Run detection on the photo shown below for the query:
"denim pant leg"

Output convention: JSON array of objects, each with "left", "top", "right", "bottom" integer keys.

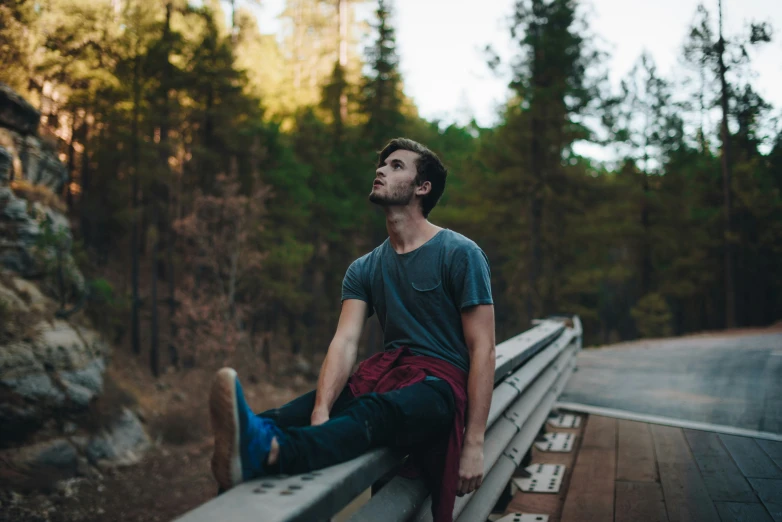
[
  {"left": 256, "top": 386, "right": 355, "bottom": 428},
  {"left": 274, "top": 380, "right": 455, "bottom": 475}
]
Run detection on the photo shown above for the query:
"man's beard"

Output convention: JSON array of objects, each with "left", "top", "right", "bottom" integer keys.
[{"left": 368, "top": 182, "right": 416, "bottom": 207}]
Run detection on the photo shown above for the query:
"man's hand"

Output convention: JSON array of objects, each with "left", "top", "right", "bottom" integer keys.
[
  {"left": 311, "top": 408, "right": 330, "bottom": 426},
  {"left": 456, "top": 440, "right": 484, "bottom": 496}
]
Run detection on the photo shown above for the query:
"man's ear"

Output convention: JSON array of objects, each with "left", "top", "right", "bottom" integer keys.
[{"left": 416, "top": 180, "right": 432, "bottom": 196}]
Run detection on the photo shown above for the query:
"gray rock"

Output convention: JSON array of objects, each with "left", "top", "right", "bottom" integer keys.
[
  {"left": 3, "top": 373, "right": 66, "bottom": 404},
  {"left": 61, "top": 359, "right": 105, "bottom": 397},
  {"left": 0, "top": 145, "right": 11, "bottom": 183},
  {"left": 4, "top": 438, "right": 81, "bottom": 475},
  {"left": 0, "top": 139, "right": 77, "bottom": 279},
  {"left": 0, "top": 306, "right": 109, "bottom": 435},
  {"left": 0, "top": 85, "right": 147, "bottom": 472},
  {"left": 85, "top": 408, "right": 150, "bottom": 465},
  {"left": 4, "top": 407, "right": 150, "bottom": 479},
  {"left": 0, "top": 83, "right": 39, "bottom": 135},
  {"left": 25, "top": 141, "right": 68, "bottom": 194},
  {"left": 31, "top": 439, "right": 79, "bottom": 472}
]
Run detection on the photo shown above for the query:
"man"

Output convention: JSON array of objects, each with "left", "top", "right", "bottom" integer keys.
[{"left": 209, "top": 138, "right": 495, "bottom": 522}]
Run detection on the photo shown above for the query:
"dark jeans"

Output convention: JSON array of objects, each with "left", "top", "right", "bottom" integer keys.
[{"left": 257, "top": 380, "right": 455, "bottom": 475}]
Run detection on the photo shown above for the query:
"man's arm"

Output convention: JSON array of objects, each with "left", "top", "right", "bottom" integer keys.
[
  {"left": 457, "top": 303, "right": 496, "bottom": 496},
  {"left": 311, "top": 299, "right": 368, "bottom": 425}
]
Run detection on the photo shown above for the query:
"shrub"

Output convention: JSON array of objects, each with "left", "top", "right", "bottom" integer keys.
[
  {"left": 152, "top": 409, "right": 207, "bottom": 446},
  {"left": 84, "top": 278, "right": 129, "bottom": 343},
  {"left": 631, "top": 292, "right": 673, "bottom": 339},
  {"left": 82, "top": 376, "right": 138, "bottom": 434}
]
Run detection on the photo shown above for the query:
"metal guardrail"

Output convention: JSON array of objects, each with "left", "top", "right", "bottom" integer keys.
[{"left": 175, "top": 317, "right": 582, "bottom": 522}]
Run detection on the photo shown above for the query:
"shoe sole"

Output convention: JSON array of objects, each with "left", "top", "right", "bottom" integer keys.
[{"left": 210, "top": 368, "right": 242, "bottom": 490}]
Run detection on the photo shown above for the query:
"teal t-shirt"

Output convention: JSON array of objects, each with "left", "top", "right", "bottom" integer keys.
[{"left": 341, "top": 229, "right": 493, "bottom": 373}]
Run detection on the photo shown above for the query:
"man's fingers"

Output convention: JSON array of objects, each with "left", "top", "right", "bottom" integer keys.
[
  {"left": 463, "top": 475, "right": 482, "bottom": 494},
  {"left": 458, "top": 475, "right": 482, "bottom": 495}
]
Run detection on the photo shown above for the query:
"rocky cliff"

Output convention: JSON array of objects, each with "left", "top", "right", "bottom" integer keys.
[{"left": 0, "top": 83, "right": 149, "bottom": 480}]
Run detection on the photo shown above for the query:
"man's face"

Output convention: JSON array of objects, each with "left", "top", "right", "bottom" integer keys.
[{"left": 369, "top": 149, "right": 422, "bottom": 207}]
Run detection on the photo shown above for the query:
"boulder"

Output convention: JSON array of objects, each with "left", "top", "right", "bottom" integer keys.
[
  {"left": 0, "top": 145, "right": 11, "bottom": 183},
  {"left": 83, "top": 408, "right": 150, "bottom": 465},
  {"left": 0, "top": 275, "right": 109, "bottom": 440},
  {"left": 0, "top": 83, "right": 39, "bottom": 136},
  {"left": 0, "top": 169, "right": 82, "bottom": 286},
  {"left": 19, "top": 134, "right": 69, "bottom": 194},
  {"left": 0, "top": 84, "right": 150, "bottom": 476},
  {"left": 0, "top": 317, "right": 109, "bottom": 438},
  {"left": 2, "top": 407, "right": 150, "bottom": 479}
]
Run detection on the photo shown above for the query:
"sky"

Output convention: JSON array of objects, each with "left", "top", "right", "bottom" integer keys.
[{"left": 250, "top": 0, "right": 781, "bottom": 132}]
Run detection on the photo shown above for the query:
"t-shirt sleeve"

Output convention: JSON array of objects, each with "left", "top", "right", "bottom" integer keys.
[
  {"left": 451, "top": 245, "right": 494, "bottom": 310},
  {"left": 341, "top": 256, "right": 374, "bottom": 317}
]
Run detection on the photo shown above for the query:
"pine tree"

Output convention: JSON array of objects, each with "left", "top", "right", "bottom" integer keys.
[
  {"left": 361, "top": 0, "right": 405, "bottom": 148},
  {"left": 683, "top": 2, "right": 772, "bottom": 328},
  {"left": 487, "top": 0, "right": 602, "bottom": 325}
]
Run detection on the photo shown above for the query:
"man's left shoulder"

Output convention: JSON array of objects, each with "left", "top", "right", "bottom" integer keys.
[{"left": 441, "top": 230, "right": 486, "bottom": 259}]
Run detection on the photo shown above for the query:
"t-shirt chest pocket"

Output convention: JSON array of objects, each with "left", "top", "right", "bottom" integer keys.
[
  {"left": 408, "top": 270, "right": 448, "bottom": 319},
  {"left": 410, "top": 273, "right": 442, "bottom": 292}
]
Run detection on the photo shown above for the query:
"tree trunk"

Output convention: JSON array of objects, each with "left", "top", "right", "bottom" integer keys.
[
  {"left": 151, "top": 1, "right": 173, "bottom": 376},
  {"left": 641, "top": 145, "right": 652, "bottom": 297},
  {"left": 166, "top": 203, "right": 178, "bottom": 368},
  {"left": 66, "top": 115, "right": 76, "bottom": 210},
  {"left": 718, "top": 0, "right": 735, "bottom": 329},
  {"left": 130, "top": 47, "right": 142, "bottom": 356},
  {"left": 337, "top": 0, "right": 348, "bottom": 122},
  {"left": 527, "top": 109, "right": 544, "bottom": 323},
  {"left": 289, "top": 313, "right": 301, "bottom": 356},
  {"left": 150, "top": 201, "right": 160, "bottom": 377},
  {"left": 79, "top": 117, "right": 91, "bottom": 248}
]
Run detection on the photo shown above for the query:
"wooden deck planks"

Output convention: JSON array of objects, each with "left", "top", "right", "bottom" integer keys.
[
  {"left": 683, "top": 429, "right": 757, "bottom": 502},
  {"left": 714, "top": 502, "right": 774, "bottom": 522},
  {"left": 580, "top": 414, "right": 617, "bottom": 450},
  {"left": 560, "top": 416, "right": 616, "bottom": 522},
  {"left": 747, "top": 478, "right": 782, "bottom": 522},
  {"left": 615, "top": 481, "right": 669, "bottom": 522},
  {"left": 719, "top": 435, "right": 782, "bottom": 479},
  {"left": 617, "top": 420, "right": 658, "bottom": 482},
  {"left": 650, "top": 424, "right": 721, "bottom": 522},
  {"left": 545, "top": 414, "right": 782, "bottom": 522}
]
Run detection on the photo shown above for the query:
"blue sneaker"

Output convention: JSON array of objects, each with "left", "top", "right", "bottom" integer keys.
[{"left": 209, "top": 368, "right": 283, "bottom": 490}]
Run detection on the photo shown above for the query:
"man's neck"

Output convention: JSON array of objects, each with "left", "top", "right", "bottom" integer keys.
[{"left": 384, "top": 208, "right": 443, "bottom": 255}]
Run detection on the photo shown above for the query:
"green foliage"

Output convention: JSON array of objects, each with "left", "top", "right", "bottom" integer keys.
[
  {"left": 631, "top": 293, "right": 673, "bottom": 338},
  {"left": 361, "top": 0, "right": 406, "bottom": 147},
  {"left": 85, "top": 278, "right": 130, "bottom": 342},
  {"left": 2, "top": 0, "right": 779, "bottom": 368},
  {"left": 0, "top": 0, "right": 37, "bottom": 95},
  {"left": 32, "top": 218, "right": 82, "bottom": 311}
]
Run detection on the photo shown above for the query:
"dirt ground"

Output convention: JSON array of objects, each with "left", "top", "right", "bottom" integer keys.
[{"left": 0, "top": 349, "right": 316, "bottom": 522}]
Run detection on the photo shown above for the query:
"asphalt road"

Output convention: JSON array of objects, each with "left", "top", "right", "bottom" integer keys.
[{"left": 560, "top": 331, "right": 782, "bottom": 434}]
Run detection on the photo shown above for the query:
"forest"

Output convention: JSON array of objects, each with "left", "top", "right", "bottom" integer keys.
[{"left": 1, "top": 0, "right": 780, "bottom": 377}]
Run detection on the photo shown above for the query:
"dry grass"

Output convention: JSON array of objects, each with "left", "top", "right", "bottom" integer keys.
[
  {"left": 0, "top": 272, "right": 46, "bottom": 345},
  {"left": 81, "top": 376, "right": 139, "bottom": 434},
  {"left": 10, "top": 179, "right": 67, "bottom": 214},
  {"left": 150, "top": 408, "right": 208, "bottom": 446}
]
